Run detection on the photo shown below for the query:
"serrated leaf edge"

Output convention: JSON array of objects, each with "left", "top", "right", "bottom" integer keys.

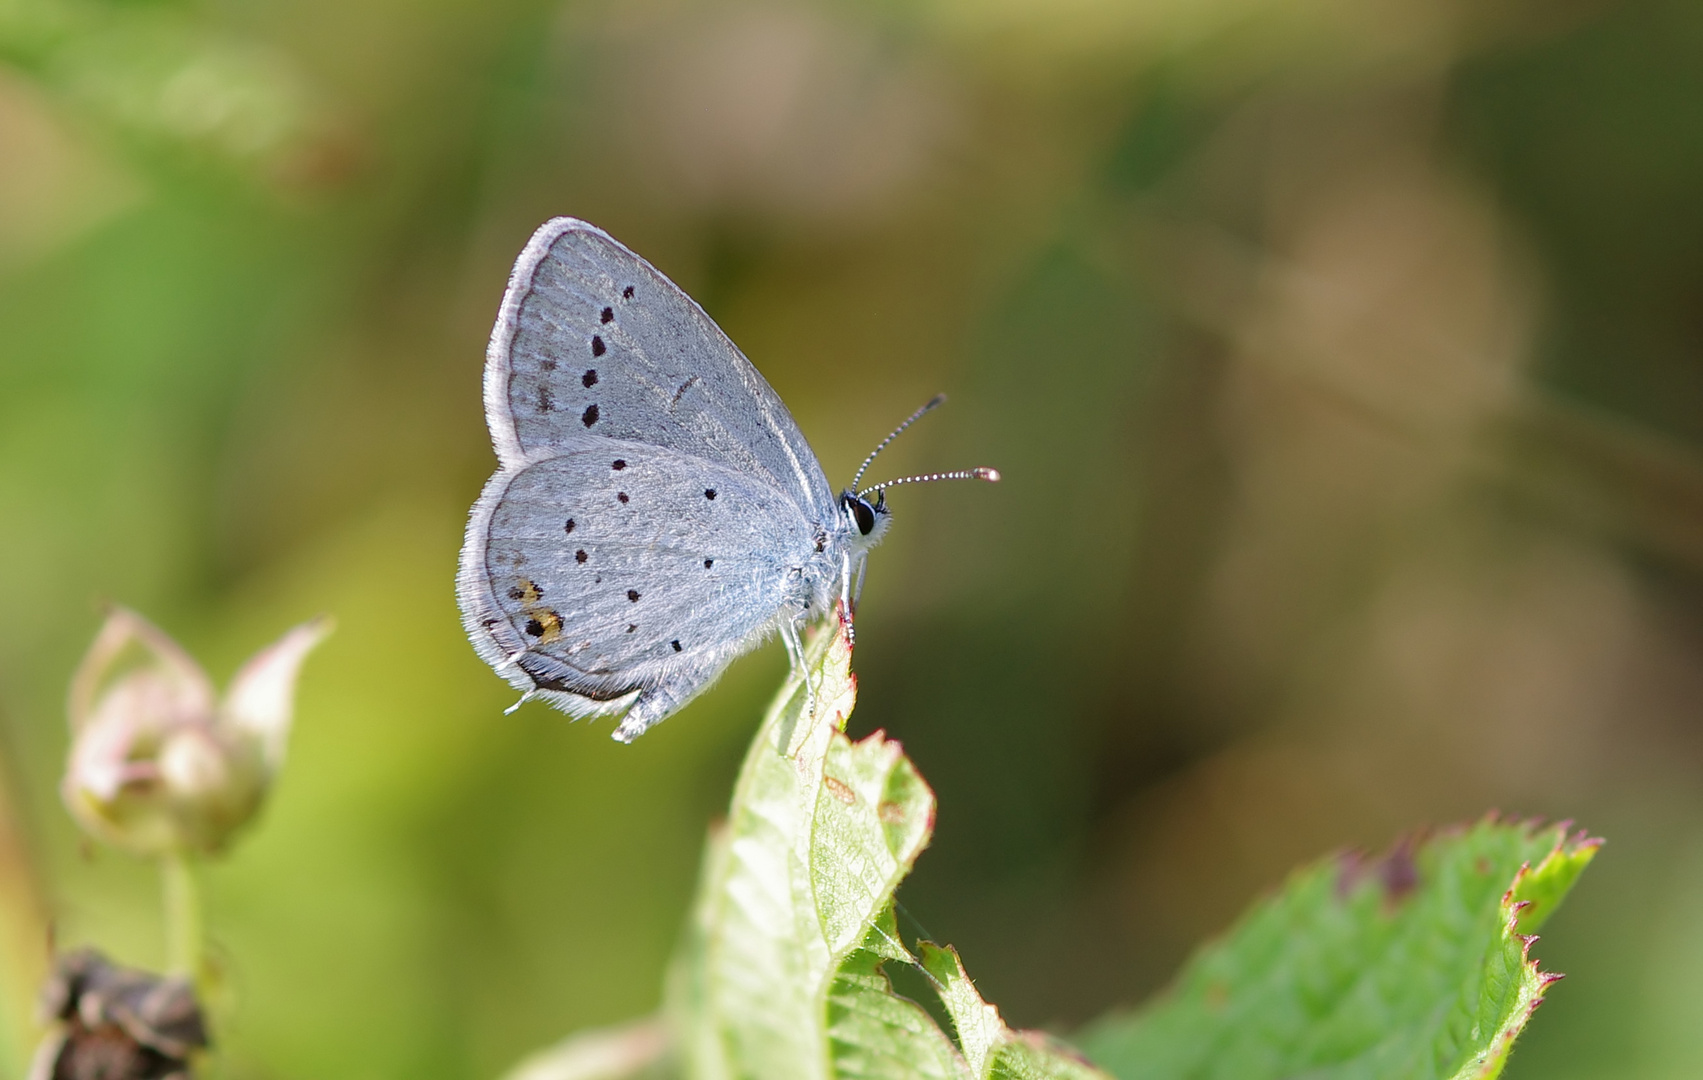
[
  {"left": 918, "top": 941, "right": 1111, "bottom": 1080},
  {"left": 1447, "top": 823, "right": 1602, "bottom": 1080}
]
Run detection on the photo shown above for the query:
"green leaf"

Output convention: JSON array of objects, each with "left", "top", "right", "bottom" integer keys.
[
  {"left": 921, "top": 943, "right": 1106, "bottom": 1080},
  {"left": 1075, "top": 818, "right": 1600, "bottom": 1080},
  {"left": 825, "top": 911, "right": 966, "bottom": 1080},
  {"left": 663, "top": 620, "right": 1108, "bottom": 1080}
]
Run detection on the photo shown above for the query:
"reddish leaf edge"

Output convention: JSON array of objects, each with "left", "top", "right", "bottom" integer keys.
[{"left": 1452, "top": 818, "right": 1601, "bottom": 1080}]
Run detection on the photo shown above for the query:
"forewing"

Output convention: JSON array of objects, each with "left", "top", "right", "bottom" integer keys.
[
  {"left": 457, "top": 439, "right": 823, "bottom": 713},
  {"left": 487, "top": 218, "right": 834, "bottom": 521}
]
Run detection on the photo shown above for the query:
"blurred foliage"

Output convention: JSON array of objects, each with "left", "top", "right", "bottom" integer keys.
[{"left": 1, "top": 0, "right": 1702, "bottom": 1077}]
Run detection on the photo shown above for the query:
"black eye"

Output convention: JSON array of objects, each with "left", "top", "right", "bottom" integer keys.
[{"left": 851, "top": 498, "right": 876, "bottom": 536}]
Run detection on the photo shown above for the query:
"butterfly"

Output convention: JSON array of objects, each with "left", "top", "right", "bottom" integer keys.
[{"left": 457, "top": 219, "right": 996, "bottom": 741}]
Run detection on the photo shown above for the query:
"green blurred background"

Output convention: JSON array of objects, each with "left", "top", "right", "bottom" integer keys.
[{"left": 4, "top": 0, "right": 1703, "bottom": 1075}]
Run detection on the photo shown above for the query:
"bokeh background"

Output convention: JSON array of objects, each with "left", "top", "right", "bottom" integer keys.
[{"left": 3, "top": 0, "right": 1703, "bottom": 1075}]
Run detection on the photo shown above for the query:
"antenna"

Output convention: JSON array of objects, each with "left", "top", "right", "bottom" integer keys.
[
  {"left": 850, "top": 394, "right": 947, "bottom": 492},
  {"left": 858, "top": 467, "right": 1000, "bottom": 499}
]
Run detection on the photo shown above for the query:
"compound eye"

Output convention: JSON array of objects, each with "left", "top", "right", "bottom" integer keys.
[{"left": 850, "top": 498, "right": 877, "bottom": 536}]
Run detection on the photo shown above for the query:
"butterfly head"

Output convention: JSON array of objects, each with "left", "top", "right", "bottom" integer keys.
[
  {"left": 840, "top": 489, "right": 892, "bottom": 551},
  {"left": 843, "top": 394, "right": 999, "bottom": 555}
]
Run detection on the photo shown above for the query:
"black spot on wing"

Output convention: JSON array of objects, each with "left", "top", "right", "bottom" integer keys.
[
  {"left": 600, "top": 307, "right": 614, "bottom": 324},
  {"left": 622, "top": 285, "right": 635, "bottom": 300},
  {"left": 582, "top": 369, "right": 598, "bottom": 388},
  {"left": 522, "top": 607, "right": 562, "bottom": 641},
  {"left": 704, "top": 488, "right": 717, "bottom": 500},
  {"left": 627, "top": 589, "right": 641, "bottom": 602},
  {"left": 537, "top": 385, "right": 554, "bottom": 411},
  {"left": 564, "top": 518, "right": 575, "bottom": 533},
  {"left": 591, "top": 335, "right": 606, "bottom": 357},
  {"left": 575, "top": 549, "right": 588, "bottom": 563},
  {"left": 509, "top": 580, "right": 544, "bottom": 603},
  {"left": 582, "top": 404, "right": 599, "bottom": 427},
  {"left": 617, "top": 492, "right": 629, "bottom": 504},
  {"left": 612, "top": 459, "right": 626, "bottom": 470},
  {"left": 671, "top": 640, "right": 682, "bottom": 652}
]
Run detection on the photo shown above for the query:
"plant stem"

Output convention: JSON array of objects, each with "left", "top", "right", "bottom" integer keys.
[{"left": 161, "top": 851, "right": 201, "bottom": 980}]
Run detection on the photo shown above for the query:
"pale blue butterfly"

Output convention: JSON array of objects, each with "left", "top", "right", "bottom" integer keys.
[{"left": 457, "top": 219, "right": 997, "bottom": 741}]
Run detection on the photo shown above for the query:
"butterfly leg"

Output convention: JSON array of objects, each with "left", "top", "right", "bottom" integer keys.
[
  {"left": 838, "top": 551, "right": 857, "bottom": 649},
  {"left": 779, "top": 618, "right": 819, "bottom": 719},
  {"left": 503, "top": 689, "right": 537, "bottom": 715}
]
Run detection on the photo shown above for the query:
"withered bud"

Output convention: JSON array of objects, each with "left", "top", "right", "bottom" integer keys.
[{"left": 29, "top": 948, "right": 208, "bottom": 1080}]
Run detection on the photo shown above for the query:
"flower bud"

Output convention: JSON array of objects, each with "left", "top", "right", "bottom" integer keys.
[{"left": 62, "top": 608, "right": 329, "bottom": 857}]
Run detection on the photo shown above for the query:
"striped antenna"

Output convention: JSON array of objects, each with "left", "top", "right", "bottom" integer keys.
[
  {"left": 858, "top": 467, "right": 1000, "bottom": 499},
  {"left": 850, "top": 394, "right": 947, "bottom": 492}
]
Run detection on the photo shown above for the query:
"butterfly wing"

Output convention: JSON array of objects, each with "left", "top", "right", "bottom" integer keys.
[
  {"left": 485, "top": 217, "right": 835, "bottom": 518},
  {"left": 461, "top": 218, "right": 851, "bottom": 737},
  {"left": 458, "top": 438, "right": 829, "bottom": 737}
]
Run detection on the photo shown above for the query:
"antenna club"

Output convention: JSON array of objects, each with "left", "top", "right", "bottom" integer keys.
[{"left": 975, "top": 467, "right": 1000, "bottom": 482}]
